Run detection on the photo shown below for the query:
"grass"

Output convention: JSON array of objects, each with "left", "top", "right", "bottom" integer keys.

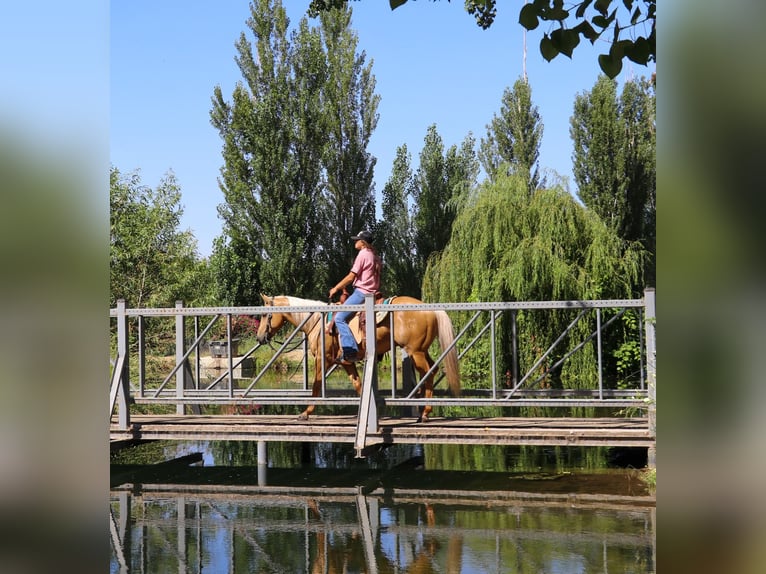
[{"left": 641, "top": 467, "right": 656, "bottom": 489}]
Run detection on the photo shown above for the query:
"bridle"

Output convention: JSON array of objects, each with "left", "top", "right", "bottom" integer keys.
[
  {"left": 261, "top": 295, "right": 276, "bottom": 342},
  {"left": 259, "top": 295, "right": 303, "bottom": 353}
]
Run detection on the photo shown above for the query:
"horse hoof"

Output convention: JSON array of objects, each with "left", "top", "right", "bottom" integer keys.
[
  {"left": 297, "top": 413, "right": 309, "bottom": 421},
  {"left": 416, "top": 415, "right": 429, "bottom": 423}
]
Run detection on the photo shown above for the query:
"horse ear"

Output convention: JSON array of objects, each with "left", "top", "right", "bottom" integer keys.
[{"left": 260, "top": 293, "right": 269, "bottom": 304}]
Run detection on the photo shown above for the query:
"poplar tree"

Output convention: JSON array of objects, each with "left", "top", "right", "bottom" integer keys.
[
  {"left": 377, "top": 144, "right": 418, "bottom": 297},
  {"left": 411, "top": 125, "right": 477, "bottom": 295},
  {"left": 479, "top": 77, "right": 543, "bottom": 193},
  {"left": 570, "top": 75, "right": 655, "bottom": 285},
  {"left": 316, "top": 6, "right": 379, "bottom": 286},
  {"left": 211, "top": 1, "right": 378, "bottom": 300},
  {"left": 210, "top": 0, "right": 326, "bottom": 299}
]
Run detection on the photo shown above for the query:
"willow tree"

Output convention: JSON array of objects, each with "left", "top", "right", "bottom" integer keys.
[{"left": 423, "top": 173, "right": 644, "bottom": 405}]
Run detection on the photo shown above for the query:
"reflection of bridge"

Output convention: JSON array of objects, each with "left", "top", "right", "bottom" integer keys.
[
  {"left": 110, "top": 479, "right": 656, "bottom": 574},
  {"left": 110, "top": 290, "right": 656, "bottom": 462}
]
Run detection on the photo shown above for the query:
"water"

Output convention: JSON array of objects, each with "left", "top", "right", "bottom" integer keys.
[{"left": 110, "top": 442, "right": 655, "bottom": 573}]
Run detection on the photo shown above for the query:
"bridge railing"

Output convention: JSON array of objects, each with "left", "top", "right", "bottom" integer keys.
[{"left": 110, "top": 289, "right": 656, "bottom": 437}]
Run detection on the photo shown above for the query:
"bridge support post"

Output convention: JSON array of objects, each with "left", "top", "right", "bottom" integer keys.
[
  {"left": 173, "top": 302, "right": 201, "bottom": 415},
  {"left": 257, "top": 441, "right": 267, "bottom": 486},
  {"left": 644, "top": 288, "right": 656, "bottom": 468},
  {"left": 354, "top": 293, "right": 380, "bottom": 457},
  {"left": 112, "top": 299, "right": 131, "bottom": 430},
  {"left": 176, "top": 301, "right": 186, "bottom": 415}
]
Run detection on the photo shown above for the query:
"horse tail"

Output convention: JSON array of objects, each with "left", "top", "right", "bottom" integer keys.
[{"left": 435, "top": 310, "right": 461, "bottom": 397}]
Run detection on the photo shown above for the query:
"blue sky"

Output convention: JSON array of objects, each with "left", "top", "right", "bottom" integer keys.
[{"left": 111, "top": 1, "right": 654, "bottom": 257}]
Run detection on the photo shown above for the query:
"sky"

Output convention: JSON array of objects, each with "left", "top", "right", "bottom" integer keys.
[{"left": 111, "top": 1, "right": 655, "bottom": 258}]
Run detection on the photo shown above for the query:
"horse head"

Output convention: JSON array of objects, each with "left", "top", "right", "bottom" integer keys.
[{"left": 255, "top": 293, "right": 285, "bottom": 344}]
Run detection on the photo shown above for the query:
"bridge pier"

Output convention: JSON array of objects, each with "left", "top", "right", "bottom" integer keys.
[{"left": 257, "top": 440, "right": 267, "bottom": 486}]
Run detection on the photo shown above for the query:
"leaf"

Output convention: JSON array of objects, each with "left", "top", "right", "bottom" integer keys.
[
  {"left": 631, "top": 5, "right": 642, "bottom": 24},
  {"left": 540, "top": 35, "right": 559, "bottom": 61},
  {"left": 592, "top": 15, "right": 609, "bottom": 28},
  {"left": 598, "top": 52, "right": 622, "bottom": 78},
  {"left": 548, "top": 6, "right": 569, "bottom": 20},
  {"left": 574, "top": 20, "right": 600, "bottom": 43},
  {"left": 576, "top": 0, "right": 593, "bottom": 19},
  {"left": 594, "top": 0, "right": 611, "bottom": 16},
  {"left": 519, "top": 3, "right": 540, "bottom": 30},
  {"left": 551, "top": 28, "right": 580, "bottom": 58},
  {"left": 389, "top": 0, "right": 408, "bottom": 9},
  {"left": 625, "top": 37, "right": 651, "bottom": 64}
]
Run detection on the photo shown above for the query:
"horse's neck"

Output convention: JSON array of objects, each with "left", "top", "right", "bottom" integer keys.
[
  {"left": 287, "top": 310, "right": 322, "bottom": 335},
  {"left": 281, "top": 297, "right": 325, "bottom": 338}
]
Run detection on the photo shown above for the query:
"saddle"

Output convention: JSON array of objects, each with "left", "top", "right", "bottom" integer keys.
[
  {"left": 328, "top": 292, "right": 392, "bottom": 345},
  {"left": 350, "top": 292, "right": 391, "bottom": 343}
]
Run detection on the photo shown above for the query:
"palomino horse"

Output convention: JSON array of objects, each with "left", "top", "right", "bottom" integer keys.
[{"left": 255, "top": 294, "right": 460, "bottom": 422}]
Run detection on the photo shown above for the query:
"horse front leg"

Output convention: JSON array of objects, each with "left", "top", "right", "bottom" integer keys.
[
  {"left": 298, "top": 351, "right": 330, "bottom": 421},
  {"left": 298, "top": 372, "right": 322, "bottom": 421},
  {"left": 410, "top": 352, "right": 436, "bottom": 423}
]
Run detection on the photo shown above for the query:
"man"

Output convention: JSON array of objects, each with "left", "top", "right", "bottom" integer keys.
[{"left": 328, "top": 230, "right": 382, "bottom": 364}]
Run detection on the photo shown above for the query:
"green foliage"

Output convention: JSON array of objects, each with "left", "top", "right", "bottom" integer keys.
[
  {"left": 423, "top": 172, "right": 644, "bottom": 394},
  {"left": 309, "top": 1, "right": 656, "bottom": 79},
  {"left": 518, "top": 0, "right": 655, "bottom": 77},
  {"left": 612, "top": 309, "right": 642, "bottom": 388},
  {"left": 410, "top": 125, "right": 478, "bottom": 295},
  {"left": 571, "top": 74, "right": 655, "bottom": 284},
  {"left": 212, "top": 0, "right": 378, "bottom": 300},
  {"left": 208, "top": 235, "right": 261, "bottom": 305},
  {"left": 211, "top": 0, "right": 323, "bottom": 298},
  {"left": 315, "top": 5, "right": 379, "bottom": 288},
  {"left": 479, "top": 77, "right": 543, "bottom": 193},
  {"left": 377, "top": 144, "right": 419, "bottom": 296},
  {"left": 110, "top": 167, "right": 211, "bottom": 308}
]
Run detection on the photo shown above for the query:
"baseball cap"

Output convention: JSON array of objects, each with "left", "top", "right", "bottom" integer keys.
[{"left": 351, "top": 230, "right": 373, "bottom": 243}]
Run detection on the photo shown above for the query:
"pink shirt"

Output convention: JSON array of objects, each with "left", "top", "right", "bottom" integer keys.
[{"left": 351, "top": 248, "right": 381, "bottom": 293}]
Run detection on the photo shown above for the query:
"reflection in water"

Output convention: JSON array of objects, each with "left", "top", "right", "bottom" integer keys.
[
  {"left": 111, "top": 442, "right": 654, "bottom": 572},
  {"left": 110, "top": 484, "right": 654, "bottom": 573}
]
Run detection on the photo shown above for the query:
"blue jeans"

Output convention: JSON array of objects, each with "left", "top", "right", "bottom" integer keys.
[{"left": 334, "top": 288, "right": 367, "bottom": 356}]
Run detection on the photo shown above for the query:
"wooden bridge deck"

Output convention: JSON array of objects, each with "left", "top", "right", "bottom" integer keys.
[{"left": 110, "top": 414, "right": 653, "bottom": 449}]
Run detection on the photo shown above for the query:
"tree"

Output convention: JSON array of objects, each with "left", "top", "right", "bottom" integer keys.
[
  {"left": 377, "top": 144, "right": 419, "bottom": 297},
  {"left": 423, "top": 172, "right": 644, "bottom": 398},
  {"left": 315, "top": 5, "right": 380, "bottom": 287},
  {"left": 211, "top": 0, "right": 324, "bottom": 300},
  {"left": 308, "top": 1, "right": 656, "bottom": 78},
  {"left": 479, "top": 77, "right": 543, "bottom": 193},
  {"left": 570, "top": 74, "right": 655, "bottom": 284},
  {"left": 211, "top": 0, "right": 379, "bottom": 300},
  {"left": 208, "top": 235, "right": 261, "bottom": 306},
  {"left": 411, "top": 125, "right": 477, "bottom": 296},
  {"left": 110, "top": 167, "right": 208, "bottom": 308}
]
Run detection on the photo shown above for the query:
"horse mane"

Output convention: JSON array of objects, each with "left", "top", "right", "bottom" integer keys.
[
  {"left": 276, "top": 296, "right": 328, "bottom": 340},
  {"left": 281, "top": 296, "right": 325, "bottom": 307}
]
